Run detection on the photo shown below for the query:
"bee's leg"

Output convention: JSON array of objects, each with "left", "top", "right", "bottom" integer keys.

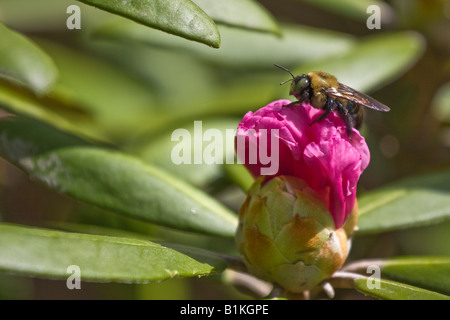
[
  {"left": 284, "top": 91, "right": 310, "bottom": 108},
  {"left": 299, "top": 90, "right": 310, "bottom": 103},
  {"left": 283, "top": 101, "right": 301, "bottom": 108},
  {"left": 335, "top": 100, "right": 354, "bottom": 137},
  {"left": 309, "top": 97, "right": 334, "bottom": 126}
]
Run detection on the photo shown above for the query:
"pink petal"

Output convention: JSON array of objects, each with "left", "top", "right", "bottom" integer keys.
[{"left": 235, "top": 99, "right": 370, "bottom": 228}]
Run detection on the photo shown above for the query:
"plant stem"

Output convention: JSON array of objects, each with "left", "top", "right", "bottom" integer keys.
[
  {"left": 328, "top": 271, "right": 366, "bottom": 289},
  {"left": 216, "top": 253, "right": 248, "bottom": 273},
  {"left": 341, "top": 259, "right": 386, "bottom": 273},
  {"left": 222, "top": 269, "right": 272, "bottom": 299}
]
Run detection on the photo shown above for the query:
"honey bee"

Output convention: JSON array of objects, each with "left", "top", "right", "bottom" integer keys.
[{"left": 275, "top": 64, "right": 390, "bottom": 137}]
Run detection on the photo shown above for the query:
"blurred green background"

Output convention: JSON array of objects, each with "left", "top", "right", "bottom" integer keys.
[{"left": 1, "top": 0, "right": 450, "bottom": 299}]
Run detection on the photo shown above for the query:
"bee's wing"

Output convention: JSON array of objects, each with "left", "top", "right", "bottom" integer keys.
[{"left": 323, "top": 83, "right": 390, "bottom": 112}]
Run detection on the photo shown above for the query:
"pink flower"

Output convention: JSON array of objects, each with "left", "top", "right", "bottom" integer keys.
[{"left": 235, "top": 99, "right": 370, "bottom": 228}]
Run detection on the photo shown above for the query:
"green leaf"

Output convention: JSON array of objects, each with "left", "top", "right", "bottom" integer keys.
[
  {"left": 34, "top": 39, "right": 157, "bottom": 141},
  {"left": 396, "top": 222, "right": 450, "bottom": 256},
  {"left": 355, "top": 278, "right": 450, "bottom": 300},
  {"left": 76, "top": 0, "right": 220, "bottom": 48},
  {"left": 0, "top": 223, "right": 227, "bottom": 281},
  {"left": 0, "top": 82, "right": 102, "bottom": 142},
  {"left": 0, "top": 110, "right": 238, "bottom": 237},
  {"left": 93, "top": 21, "right": 355, "bottom": 68},
  {"left": 292, "top": 32, "right": 425, "bottom": 93},
  {"left": 357, "top": 169, "right": 450, "bottom": 234},
  {"left": 431, "top": 82, "right": 450, "bottom": 123},
  {"left": 381, "top": 257, "right": 450, "bottom": 295},
  {"left": 132, "top": 118, "right": 240, "bottom": 188},
  {"left": 224, "top": 163, "right": 254, "bottom": 192},
  {"left": 192, "top": 0, "right": 280, "bottom": 34},
  {"left": 0, "top": 0, "right": 112, "bottom": 32},
  {"left": 0, "top": 23, "right": 58, "bottom": 94},
  {"left": 294, "top": 0, "right": 394, "bottom": 23}
]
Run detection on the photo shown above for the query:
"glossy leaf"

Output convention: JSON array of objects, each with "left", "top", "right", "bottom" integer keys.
[
  {"left": 93, "top": 21, "right": 355, "bottom": 68},
  {"left": 294, "top": 0, "right": 394, "bottom": 23},
  {"left": 192, "top": 0, "right": 280, "bottom": 34},
  {"left": 381, "top": 257, "right": 450, "bottom": 295},
  {"left": 113, "top": 68, "right": 282, "bottom": 139},
  {"left": 357, "top": 169, "right": 450, "bottom": 234},
  {"left": 0, "top": 223, "right": 227, "bottom": 281},
  {"left": 0, "top": 111, "right": 238, "bottom": 237},
  {"left": 292, "top": 32, "right": 425, "bottom": 93},
  {"left": 432, "top": 82, "right": 450, "bottom": 123},
  {"left": 76, "top": 0, "right": 220, "bottom": 47},
  {"left": 0, "top": 23, "right": 58, "bottom": 94},
  {"left": 223, "top": 163, "right": 254, "bottom": 192},
  {"left": 396, "top": 222, "right": 450, "bottom": 256},
  {"left": 84, "top": 39, "right": 217, "bottom": 117},
  {"left": 34, "top": 39, "right": 157, "bottom": 141},
  {"left": 0, "top": 83, "right": 91, "bottom": 138},
  {"left": 355, "top": 278, "right": 450, "bottom": 300},
  {"left": 133, "top": 118, "right": 240, "bottom": 188},
  {"left": 0, "top": 0, "right": 112, "bottom": 32}
]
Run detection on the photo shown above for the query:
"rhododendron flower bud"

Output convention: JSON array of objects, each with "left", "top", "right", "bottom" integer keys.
[
  {"left": 235, "top": 176, "right": 358, "bottom": 293},
  {"left": 236, "top": 99, "right": 369, "bottom": 228},
  {"left": 235, "top": 99, "right": 368, "bottom": 295}
]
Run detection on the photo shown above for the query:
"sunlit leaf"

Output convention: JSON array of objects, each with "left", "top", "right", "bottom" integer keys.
[
  {"left": 223, "top": 163, "right": 254, "bottom": 192},
  {"left": 294, "top": 0, "right": 394, "bottom": 23},
  {"left": 0, "top": 110, "right": 238, "bottom": 237},
  {"left": 76, "top": 0, "right": 220, "bottom": 47},
  {"left": 0, "top": 223, "right": 227, "bottom": 281},
  {"left": 84, "top": 39, "right": 217, "bottom": 117},
  {"left": 432, "top": 82, "right": 450, "bottom": 123},
  {"left": 381, "top": 256, "right": 450, "bottom": 295},
  {"left": 0, "top": 82, "right": 102, "bottom": 142},
  {"left": 119, "top": 71, "right": 282, "bottom": 139},
  {"left": 355, "top": 277, "right": 450, "bottom": 300},
  {"left": 93, "top": 21, "right": 355, "bottom": 68},
  {"left": 292, "top": 31, "right": 425, "bottom": 93},
  {"left": 34, "top": 39, "right": 157, "bottom": 141},
  {"left": 357, "top": 169, "right": 450, "bottom": 234},
  {"left": 0, "top": 0, "right": 111, "bottom": 31},
  {"left": 131, "top": 118, "right": 240, "bottom": 188},
  {"left": 0, "top": 23, "right": 58, "bottom": 94},
  {"left": 396, "top": 222, "right": 450, "bottom": 256},
  {"left": 192, "top": 0, "right": 280, "bottom": 34}
]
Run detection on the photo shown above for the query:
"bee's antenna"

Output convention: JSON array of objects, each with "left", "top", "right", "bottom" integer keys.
[
  {"left": 274, "top": 64, "right": 295, "bottom": 85},
  {"left": 280, "top": 78, "right": 293, "bottom": 85}
]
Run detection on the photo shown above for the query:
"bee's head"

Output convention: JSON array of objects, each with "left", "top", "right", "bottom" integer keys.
[
  {"left": 274, "top": 64, "right": 310, "bottom": 101},
  {"left": 290, "top": 74, "right": 310, "bottom": 100}
]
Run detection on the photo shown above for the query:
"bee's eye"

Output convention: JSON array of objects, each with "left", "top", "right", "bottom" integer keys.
[{"left": 293, "top": 76, "right": 309, "bottom": 93}]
